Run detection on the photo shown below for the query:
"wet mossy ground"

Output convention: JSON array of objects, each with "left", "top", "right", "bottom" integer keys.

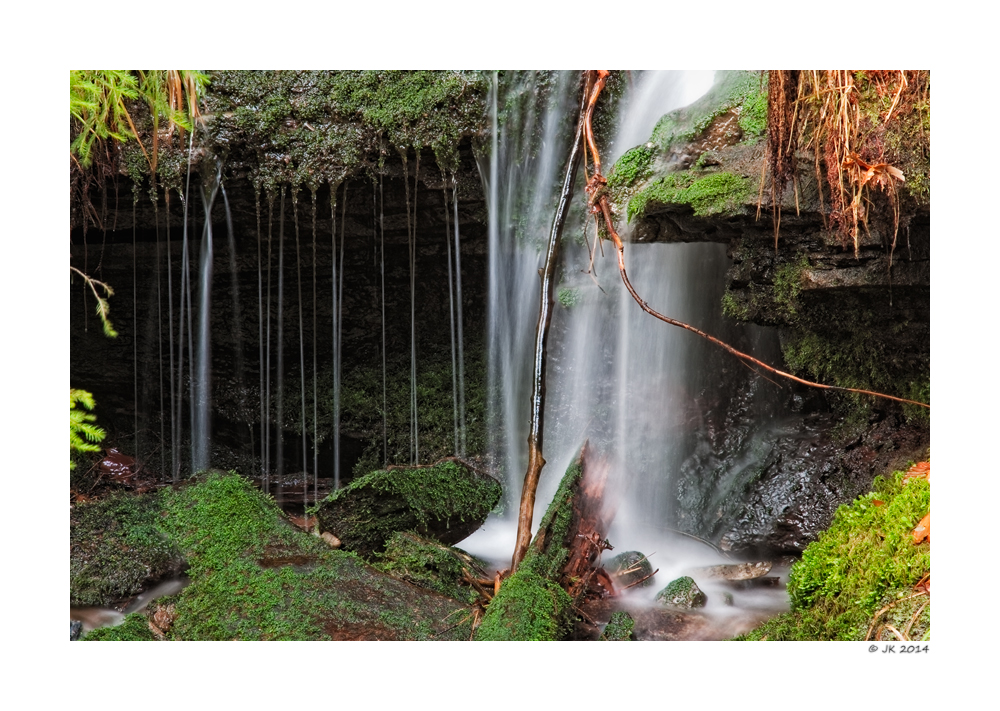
[
  {"left": 734, "top": 469, "right": 930, "bottom": 641},
  {"left": 70, "top": 490, "right": 186, "bottom": 607},
  {"left": 81, "top": 471, "right": 474, "bottom": 640}
]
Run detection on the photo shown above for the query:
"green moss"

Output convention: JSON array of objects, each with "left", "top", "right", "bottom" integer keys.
[
  {"left": 314, "top": 459, "right": 501, "bottom": 557},
  {"left": 558, "top": 286, "right": 581, "bottom": 309},
  {"left": 737, "top": 86, "right": 767, "bottom": 138},
  {"left": 474, "top": 456, "right": 583, "bottom": 640},
  {"left": 157, "top": 471, "right": 471, "bottom": 640},
  {"left": 649, "top": 71, "right": 766, "bottom": 152},
  {"left": 82, "top": 612, "right": 158, "bottom": 641},
  {"left": 735, "top": 471, "right": 930, "bottom": 641},
  {"left": 627, "top": 171, "right": 751, "bottom": 222},
  {"left": 601, "top": 611, "right": 636, "bottom": 641},
  {"left": 474, "top": 570, "right": 572, "bottom": 641},
  {"left": 374, "top": 532, "right": 485, "bottom": 604},
  {"left": 607, "top": 144, "right": 654, "bottom": 192},
  {"left": 70, "top": 491, "right": 185, "bottom": 607},
  {"left": 772, "top": 255, "right": 810, "bottom": 318},
  {"left": 206, "top": 71, "right": 488, "bottom": 193}
]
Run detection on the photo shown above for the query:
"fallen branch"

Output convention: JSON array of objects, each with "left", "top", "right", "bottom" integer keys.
[{"left": 581, "top": 70, "right": 929, "bottom": 411}]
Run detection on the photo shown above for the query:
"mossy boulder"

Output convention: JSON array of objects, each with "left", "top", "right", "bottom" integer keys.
[
  {"left": 655, "top": 576, "right": 707, "bottom": 609},
  {"left": 70, "top": 490, "right": 186, "bottom": 607},
  {"left": 606, "top": 550, "right": 655, "bottom": 589},
  {"left": 607, "top": 70, "right": 766, "bottom": 225},
  {"left": 314, "top": 459, "right": 501, "bottom": 558},
  {"left": 601, "top": 611, "right": 637, "bottom": 641}
]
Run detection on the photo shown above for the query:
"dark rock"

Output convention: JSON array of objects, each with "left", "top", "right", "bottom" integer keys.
[
  {"left": 656, "top": 576, "right": 707, "bottom": 609},
  {"left": 314, "top": 458, "right": 501, "bottom": 558},
  {"left": 606, "top": 551, "right": 655, "bottom": 589},
  {"left": 70, "top": 620, "right": 82, "bottom": 641}
]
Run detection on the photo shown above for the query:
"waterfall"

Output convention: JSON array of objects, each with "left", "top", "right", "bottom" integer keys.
[
  {"left": 193, "top": 163, "right": 221, "bottom": 473},
  {"left": 465, "top": 70, "right": 746, "bottom": 565}
]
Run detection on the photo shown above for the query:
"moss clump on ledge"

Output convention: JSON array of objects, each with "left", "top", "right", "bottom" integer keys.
[
  {"left": 734, "top": 469, "right": 930, "bottom": 641},
  {"left": 627, "top": 170, "right": 752, "bottom": 222},
  {"left": 474, "top": 456, "right": 583, "bottom": 641},
  {"left": 607, "top": 144, "right": 655, "bottom": 192},
  {"left": 314, "top": 459, "right": 501, "bottom": 558},
  {"left": 649, "top": 71, "right": 767, "bottom": 152}
]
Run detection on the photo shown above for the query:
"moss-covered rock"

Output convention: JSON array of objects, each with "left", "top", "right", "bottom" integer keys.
[
  {"left": 82, "top": 612, "right": 158, "bottom": 641},
  {"left": 70, "top": 490, "right": 186, "bottom": 607},
  {"left": 606, "top": 550, "right": 655, "bottom": 589},
  {"left": 655, "top": 576, "right": 707, "bottom": 609},
  {"left": 374, "top": 531, "right": 488, "bottom": 604},
  {"left": 601, "top": 611, "right": 637, "bottom": 641},
  {"left": 735, "top": 469, "right": 930, "bottom": 641},
  {"left": 154, "top": 471, "right": 473, "bottom": 640},
  {"left": 314, "top": 459, "right": 501, "bottom": 558}
]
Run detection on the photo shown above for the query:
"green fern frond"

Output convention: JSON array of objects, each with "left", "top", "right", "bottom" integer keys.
[{"left": 70, "top": 388, "right": 106, "bottom": 469}]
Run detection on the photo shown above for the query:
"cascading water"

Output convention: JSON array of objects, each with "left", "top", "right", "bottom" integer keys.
[{"left": 464, "top": 71, "right": 788, "bottom": 624}]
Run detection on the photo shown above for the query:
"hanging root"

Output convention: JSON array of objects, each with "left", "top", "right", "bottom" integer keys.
[{"left": 581, "top": 70, "right": 928, "bottom": 411}]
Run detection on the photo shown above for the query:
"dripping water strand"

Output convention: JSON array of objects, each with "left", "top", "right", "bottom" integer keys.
[
  {"left": 133, "top": 197, "right": 138, "bottom": 461},
  {"left": 276, "top": 187, "right": 286, "bottom": 500},
  {"left": 221, "top": 182, "right": 246, "bottom": 458},
  {"left": 255, "top": 190, "right": 265, "bottom": 487},
  {"left": 311, "top": 190, "right": 318, "bottom": 507},
  {"left": 336, "top": 184, "right": 346, "bottom": 485},
  {"left": 293, "top": 191, "right": 308, "bottom": 512},
  {"left": 264, "top": 195, "right": 274, "bottom": 494},
  {"left": 165, "top": 189, "right": 177, "bottom": 483},
  {"left": 452, "top": 175, "right": 467, "bottom": 456},
  {"left": 442, "top": 175, "right": 459, "bottom": 455},
  {"left": 154, "top": 184, "right": 165, "bottom": 478},
  {"left": 379, "top": 172, "right": 387, "bottom": 466}
]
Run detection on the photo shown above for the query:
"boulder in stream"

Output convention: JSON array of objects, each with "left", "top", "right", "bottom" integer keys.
[
  {"left": 314, "top": 458, "right": 501, "bottom": 558},
  {"left": 656, "top": 576, "right": 707, "bottom": 609},
  {"left": 607, "top": 550, "right": 656, "bottom": 589}
]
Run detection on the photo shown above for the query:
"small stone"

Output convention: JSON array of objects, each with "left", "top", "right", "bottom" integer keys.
[
  {"left": 602, "top": 611, "right": 636, "bottom": 641},
  {"left": 655, "top": 576, "right": 707, "bottom": 609},
  {"left": 321, "top": 531, "right": 342, "bottom": 549},
  {"left": 606, "top": 551, "right": 655, "bottom": 589}
]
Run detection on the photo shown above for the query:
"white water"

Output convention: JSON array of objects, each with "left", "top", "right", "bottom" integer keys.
[{"left": 463, "top": 72, "right": 787, "bottom": 623}]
